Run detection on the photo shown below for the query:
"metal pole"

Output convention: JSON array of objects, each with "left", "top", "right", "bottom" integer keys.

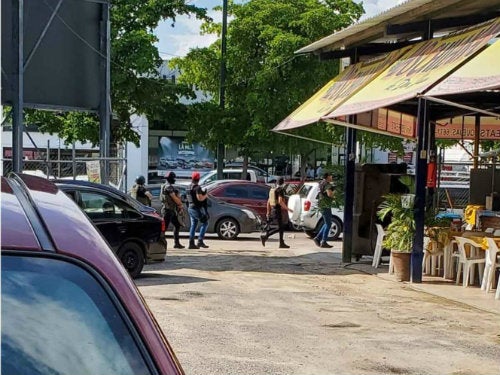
[
  {"left": 412, "top": 98, "right": 429, "bottom": 283},
  {"left": 216, "top": 0, "right": 228, "bottom": 180},
  {"left": 99, "top": 3, "right": 111, "bottom": 184},
  {"left": 342, "top": 125, "right": 356, "bottom": 263},
  {"left": 12, "top": 0, "right": 24, "bottom": 173},
  {"left": 473, "top": 114, "right": 480, "bottom": 169}
]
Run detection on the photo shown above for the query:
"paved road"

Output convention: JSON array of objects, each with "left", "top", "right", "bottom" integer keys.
[{"left": 137, "top": 232, "right": 500, "bottom": 375}]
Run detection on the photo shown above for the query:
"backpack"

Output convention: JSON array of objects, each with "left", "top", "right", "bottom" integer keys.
[
  {"left": 160, "top": 183, "right": 177, "bottom": 211},
  {"left": 268, "top": 187, "right": 277, "bottom": 207}
]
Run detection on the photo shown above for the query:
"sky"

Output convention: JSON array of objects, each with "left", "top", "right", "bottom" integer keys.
[{"left": 155, "top": 0, "right": 404, "bottom": 59}]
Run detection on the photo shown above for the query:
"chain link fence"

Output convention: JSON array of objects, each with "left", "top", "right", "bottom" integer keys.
[{"left": 2, "top": 156, "right": 126, "bottom": 188}]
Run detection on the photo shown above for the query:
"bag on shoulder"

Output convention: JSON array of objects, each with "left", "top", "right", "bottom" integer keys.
[{"left": 268, "top": 187, "right": 277, "bottom": 206}]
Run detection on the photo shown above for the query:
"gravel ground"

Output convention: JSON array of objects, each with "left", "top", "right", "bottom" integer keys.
[{"left": 136, "top": 232, "right": 500, "bottom": 375}]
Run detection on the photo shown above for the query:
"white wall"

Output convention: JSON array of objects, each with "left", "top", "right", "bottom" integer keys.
[{"left": 126, "top": 115, "right": 149, "bottom": 189}]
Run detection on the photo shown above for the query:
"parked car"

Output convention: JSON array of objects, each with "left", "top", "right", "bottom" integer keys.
[
  {"left": 53, "top": 179, "right": 158, "bottom": 215},
  {"left": 56, "top": 182, "right": 167, "bottom": 277},
  {"left": 148, "top": 183, "right": 262, "bottom": 240},
  {"left": 287, "top": 181, "right": 344, "bottom": 240},
  {"left": 205, "top": 180, "right": 270, "bottom": 220},
  {"left": 1, "top": 173, "right": 184, "bottom": 374},
  {"left": 184, "top": 169, "right": 260, "bottom": 185},
  {"left": 225, "top": 163, "right": 278, "bottom": 183}
]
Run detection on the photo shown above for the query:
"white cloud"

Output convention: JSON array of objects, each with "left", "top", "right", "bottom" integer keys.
[{"left": 156, "top": 0, "right": 397, "bottom": 57}]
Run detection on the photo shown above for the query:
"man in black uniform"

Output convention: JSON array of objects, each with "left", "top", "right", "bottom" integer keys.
[
  {"left": 131, "top": 175, "right": 153, "bottom": 206},
  {"left": 261, "top": 177, "right": 293, "bottom": 249},
  {"left": 160, "top": 171, "right": 185, "bottom": 249}
]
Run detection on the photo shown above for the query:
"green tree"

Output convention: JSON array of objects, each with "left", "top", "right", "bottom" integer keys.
[
  {"left": 172, "top": 0, "right": 363, "bottom": 161},
  {"left": 12, "top": 1, "right": 209, "bottom": 146}
]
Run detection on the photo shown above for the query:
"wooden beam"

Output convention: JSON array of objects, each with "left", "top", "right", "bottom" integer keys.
[
  {"left": 319, "top": 41, "right": 416, "bottom": 60},
  {"left": 386, "top": 12, "right": 500, "bottom": 35}
]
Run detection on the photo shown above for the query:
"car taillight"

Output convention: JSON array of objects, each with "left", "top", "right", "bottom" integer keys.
[
  {"left": 161, "top": 218, "right": 166, "bottom": 232},
  {"left": 304, "top": 200, "right": 311, "bottom": 211}
]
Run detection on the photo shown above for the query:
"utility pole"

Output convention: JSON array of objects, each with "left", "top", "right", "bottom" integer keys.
[{"left": 216, "top": 0, "right": 228, "bottom": 180}]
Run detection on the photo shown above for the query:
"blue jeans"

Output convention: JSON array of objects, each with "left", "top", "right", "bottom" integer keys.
[
  {"left": 315, "top": 208, "right": 332, "bottom": 244},
  {"left": 188, "top": 207, "right": 208, "bottom": 242}
]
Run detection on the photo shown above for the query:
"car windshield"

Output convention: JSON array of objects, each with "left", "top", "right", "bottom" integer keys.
[{"left": 1, "top": 254, "right": 153, "bottom": 375}]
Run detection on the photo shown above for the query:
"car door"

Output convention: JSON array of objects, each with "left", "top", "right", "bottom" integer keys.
[{"left": 76, "top": 190, "right": 126, "bottom": 250}]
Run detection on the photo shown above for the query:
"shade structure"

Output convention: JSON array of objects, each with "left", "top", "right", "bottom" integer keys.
[
  {"left": 425, "top": 39, "right": 500, "bottom": 96},
  {"left": 272, "top": 47, "right": 408, "bottom": 132},
  {"left": 325, "top": 17, "right": 500, "bottom": 120}
]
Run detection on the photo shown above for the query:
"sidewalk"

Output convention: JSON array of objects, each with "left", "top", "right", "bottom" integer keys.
[{"left": 339, "top": 253, "right": 500, "bottom": 315}]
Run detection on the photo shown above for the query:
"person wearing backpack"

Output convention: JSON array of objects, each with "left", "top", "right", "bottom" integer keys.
[
  {"left": 186, "top": 171, "right": 209, "bottom": 249},
  {"left": 313, "top": 172, "right": 335, "bottom": 248},
  {"left": 160, "top": 171, "right": 185, "bottom": 249},
  {"left": 260, "top": 177, "right": 293, "bottom": 249},
  {"left": 130, "top": 175, "right": 153, "bottom": 206}
]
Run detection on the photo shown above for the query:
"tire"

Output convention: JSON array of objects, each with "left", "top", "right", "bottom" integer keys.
[
  {"left": 329, "top": 217, "right": 343, "bottom": 240},
  {"left": 117, "top": 242, "right": 145, "bottom": 278},
  {"left": 216, "top": 217, "right": 240, "bottom": 240},
  {"left": 307, "top": 216, "right": 343, "bottom": 241}
]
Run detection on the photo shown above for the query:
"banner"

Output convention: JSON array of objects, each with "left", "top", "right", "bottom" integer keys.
[
  {"left": 273, "top": 48, "right": 408, "bottom": 132},
  {"left": 86, "top": 161, "right": 100, "bottom": 183},
  {"left": 426, "top": 39, "right": 500, "bottom": 96},
  {"left": 158, "top": 136, "right": 214, "bottom": 177},
  {"left": 326, "top": 18, "right": 500, "bottom": 119},
  {"left": 435, "top": 116, "right": 500, "bottom": 140}
]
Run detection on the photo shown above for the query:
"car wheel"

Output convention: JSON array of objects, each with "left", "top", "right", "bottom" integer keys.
[
  {"left": 308, "top": 217, "right": 343, "bottom": 241},
  {"left": 329, "top": 217, "right": 343, "bottom": 240},
  {"left": 216, "top": 217, "right": 240, "bottom": 240},
  {"left": 290, "top": 222, "right": 302, "bottom": 231},
  {"left": 117, "top": 242, "right": 144, "bottom": 278}
]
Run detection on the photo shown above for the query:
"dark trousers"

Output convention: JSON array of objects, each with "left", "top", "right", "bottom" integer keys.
[
  {"left": 164, "top": 209, "right": 181, "bottom": 244},
  {"left": 266, "top": 207, "right": 285, "bottom": 243}
]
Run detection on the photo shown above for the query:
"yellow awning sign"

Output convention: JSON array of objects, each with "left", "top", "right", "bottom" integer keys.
[
  {"left": 426, "top": 39, "right": 500, "bottom": 96},
  {"left": 272, "top": 48, "right": 408, "bottom": 132},
  {"left": 326, "top": 17, "right": 500, "bottom": 119}
]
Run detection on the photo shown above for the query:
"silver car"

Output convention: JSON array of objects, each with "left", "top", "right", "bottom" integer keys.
[{"left": 148, "top": 184, "right": 262, "bottom": 240}]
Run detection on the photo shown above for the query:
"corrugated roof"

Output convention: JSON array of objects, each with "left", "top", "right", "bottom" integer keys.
[{"left": 297, "top": 0, "right": 500, "bottom": 54}]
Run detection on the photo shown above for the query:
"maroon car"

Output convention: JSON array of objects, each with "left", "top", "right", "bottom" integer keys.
[
  {"left": 1, "top": 174, "right": 184, "bottom": 375},
  {"left": 206, "top": 180, "right": 270, "bottom": 220}
]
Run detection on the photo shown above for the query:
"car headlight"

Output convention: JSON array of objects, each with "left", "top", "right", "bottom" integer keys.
[{"left": 241, "top": 209, "right": 257, "bottom": 219}]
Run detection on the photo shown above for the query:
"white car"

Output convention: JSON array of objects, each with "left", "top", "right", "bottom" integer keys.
[{"left": 287, "top": 181, "right": 344, "bottom": 240}]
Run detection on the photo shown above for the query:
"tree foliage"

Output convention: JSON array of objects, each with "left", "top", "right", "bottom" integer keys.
[
  {"left": 13, "top": 0, "right": 209, "bottom": 146},
  {"left": 172, "top": 0, "right": 364, "bottom": 159}
]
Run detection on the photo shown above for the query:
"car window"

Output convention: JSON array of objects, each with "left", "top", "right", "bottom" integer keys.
[
  {"left": 80, "top": 191, "right": 141, "bottom": 220},
  {"left": 149, "top": 186, "right": 161, "bottom": 198},
  {"left": 297, "top": 184, "right": 313, "bottom": 198},
  {"left": 222, "top": 186, "right": 249, "bottom": 198},
  {"left": 1, "top": 255, "right": 154, "bottom": 375},
  {"left": 249, "top": 186, "right": 269, "bottom": 200}
]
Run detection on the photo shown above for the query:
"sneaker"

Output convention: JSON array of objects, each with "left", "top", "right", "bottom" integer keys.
[
  {"left": 188, "top": 243, "right": 199, "bottom": 250},
  {"left": 173, "top": 244, "right": 185, "bottom": 249},
  {"left": 313, "top": 237, "right": 321, "bottom": 247},
  {"left": 197, "top": 242, "right": 209, "bottom": 249},
  {"left": 320, "top": 242, "right": 333, "bottom": 248},
  {"left": 279, "top": 243, "right": 290, "bottom": 249}
]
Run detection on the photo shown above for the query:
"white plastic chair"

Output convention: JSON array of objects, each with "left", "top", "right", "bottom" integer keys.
[
  {"left": 423, "top": 237, "right": 444, "bottom": 276},
  {"left": 454, "top": 237, "right": 486, "bottom": 287},
  {"left": 372, "top": 224, "right": 385, "bottom": 268},
  {"left": 482, "top": 238, "right": 500, "bottom": 294},
  {"left": 494, "top": 229, "right": 500, "bottom": 237},
  {"left": 485, "top": 228, "right": 495, "bottom": 234}
]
